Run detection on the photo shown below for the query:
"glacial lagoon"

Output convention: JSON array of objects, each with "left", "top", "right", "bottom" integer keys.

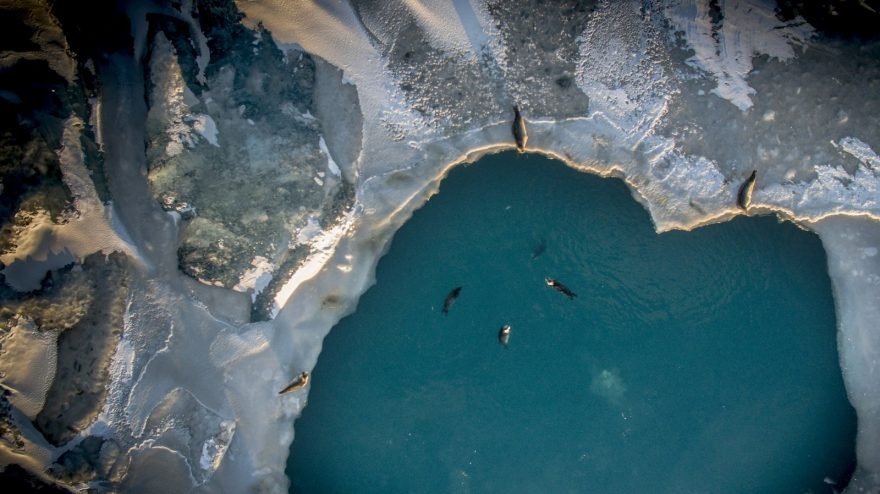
[{"left": 288, "top": 152, "right": 856, "bottom": 493}]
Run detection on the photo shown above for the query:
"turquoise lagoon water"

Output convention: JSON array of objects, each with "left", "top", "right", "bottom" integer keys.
[{"left": 288, "top": 152, "right": 856, "bottom": 493}]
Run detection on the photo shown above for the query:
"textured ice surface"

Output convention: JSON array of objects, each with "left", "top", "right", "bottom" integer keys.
[{"left": 1, "top": 0, "right": 880, "bottom": 492}]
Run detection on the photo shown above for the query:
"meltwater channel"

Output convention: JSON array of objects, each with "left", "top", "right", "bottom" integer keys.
[{"left": 288, "top": 152, "right": 856, "bottom": 493}]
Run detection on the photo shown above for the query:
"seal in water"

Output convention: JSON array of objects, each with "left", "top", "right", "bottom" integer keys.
[
  {"left": 279, "top": 371, "right": 310, "bottom": 395},
  {"left": 512, "top": 106, "right": 528, "bottom": 153},
  {"left": 442, "top": 286, "right": 463, "bottom": 315},
  {"left": 737, "top": 170, "right": 757, "bottom": 210},
  {"left": 531, "top": 237, "right": 546, "bottom": 260},
  {"left": 545, "top": 277, "right": 576, "bottom": 299},
  {"left": 498, "top": 324, "right": 512, "bottom": 347}
]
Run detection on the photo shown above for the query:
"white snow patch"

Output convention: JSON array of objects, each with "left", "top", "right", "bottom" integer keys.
[
  {"left": 233, "top": 256, "right": 275, "bottom": 301},
  {"left": 191, "top": 114, "right": 220, "bottom": 147},
  {"left": 663, "top": 0, "right": 814, "bottom": 111},
  {"left": 295, "top": 217, "right": 324, "bottom": 246},
  {"left": 837, "top": 136, "right": 880, "bottom": 171},
  {"left": 198, "top": 420, "right": 235, "bottom": 473},
  {"left": 319, "top": 136, "right": 342, "bottom": 177},
  {"left": 760, "top": 162, "right": 880, "bottom": 221},
  {"left": 199, "top": 440, "right": 214, "bottom": 471}
]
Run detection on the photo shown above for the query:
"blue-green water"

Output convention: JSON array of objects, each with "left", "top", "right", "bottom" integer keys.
[{"left": 288, "top": 152, "right": 856, "bottom": 493}]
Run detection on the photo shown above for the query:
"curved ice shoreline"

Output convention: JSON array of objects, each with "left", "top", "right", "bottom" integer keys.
[
  {"left": 262, "top": 136, "right": 880, "bottom": 493},
  {"left": 2, "top": 0, "right": 879, "bottom": 492}
]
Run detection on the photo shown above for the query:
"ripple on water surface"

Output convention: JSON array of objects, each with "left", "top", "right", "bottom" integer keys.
[{"left": 288, "top": 152, "right": 856, "bottom": 493}]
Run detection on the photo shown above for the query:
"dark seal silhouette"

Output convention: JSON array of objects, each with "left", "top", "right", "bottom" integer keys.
[
  {"left": 442, "top": 286, "right": 463, "bottom": 314},
  {"left": 531, "top": 237, "right": 546, "bottom": 260},
  {"left": 512, "top": 106, "right": 528, "bottom": 153},
  {"left": 737, "top": 170, "right": 757, "bottom": 210},
  {"left": 545, "top": 277, "right": 576, "bottom": 299}
]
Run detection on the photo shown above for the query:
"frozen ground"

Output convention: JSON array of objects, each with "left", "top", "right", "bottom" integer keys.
[{"left": 0, "top": 0, "right": 879, "bottom": 492}]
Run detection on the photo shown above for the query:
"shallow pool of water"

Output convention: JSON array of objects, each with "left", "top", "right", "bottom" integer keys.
[{"left": 288, "top": 152, "right": 856, "bottom": 493}]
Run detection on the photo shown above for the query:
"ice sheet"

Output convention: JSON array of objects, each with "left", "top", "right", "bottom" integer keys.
[
  {"left": 813, "top": 216, "right": 880, "bottom": 491},
  {"left": 4, "top": 1, "right": 880, "bottom": 492}
]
